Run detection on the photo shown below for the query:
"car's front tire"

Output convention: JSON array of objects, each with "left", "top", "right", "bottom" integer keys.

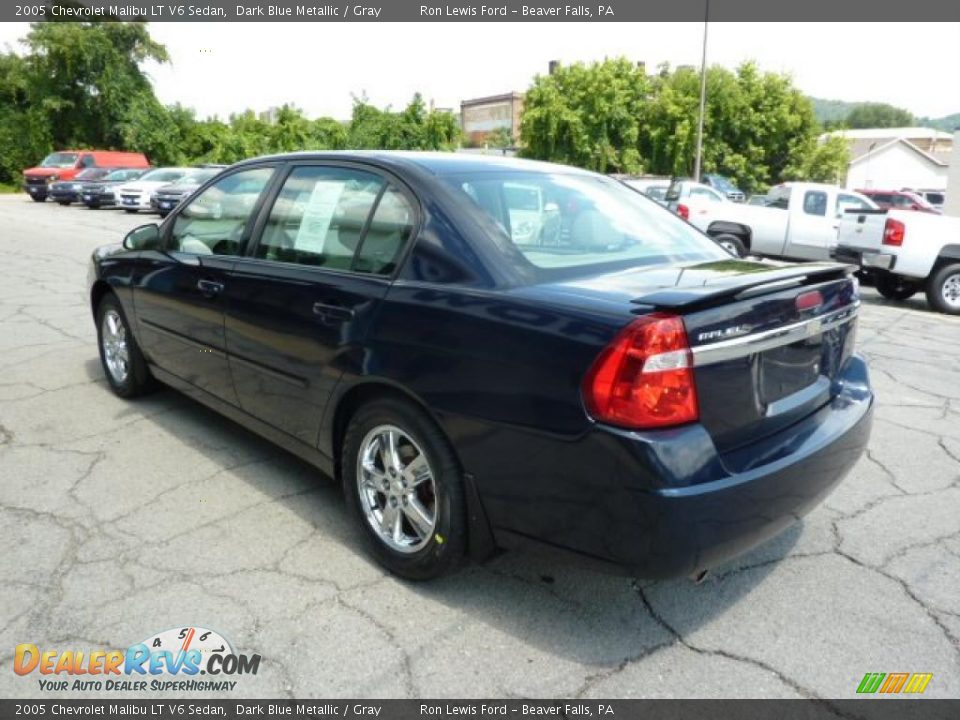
[
  {"left": 342, "top": 398, "right": 466, "bottom": 580},
  {"left": 713, "top": 233, "right": 747, "bottom": 258},
  {"left": 30, "top": 195, "right": 45, "bottom": 202},
  {"left": 96, "top": 294, "right": 156, "bottom": 398},
  {"left": 926, "top": 263, "right": 960, "bottom": 315},
  {"left": 123, "top": 209, "right": 138, "bottom": 214}
]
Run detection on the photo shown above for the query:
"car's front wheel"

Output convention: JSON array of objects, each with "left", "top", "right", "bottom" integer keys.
[
  {"left": 124, "top": 209, "right": 138, "bottom": 214},
  {"left": 927, "top": 263, "right": 960, "bottom": 315},
  {"left": 30, "top": 195, "right": 45, "bottom": 203},
  {"left": 342, "top": 398, "right": 466, "bottom": 580},
  {"left": 713, "top": 233, "right": 747, "bottom": 258},
  {"left": 96, "top": 294, "right": 156, "bottom": 397}
]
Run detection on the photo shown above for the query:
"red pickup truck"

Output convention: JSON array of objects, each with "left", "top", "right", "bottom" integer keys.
[{"left": 23, "top": 150, "right": 149, "bottom": 202}]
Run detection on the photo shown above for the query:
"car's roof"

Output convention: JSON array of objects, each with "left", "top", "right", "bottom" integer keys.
[{"left": 235, "top": 150, "right": 597, "bottom": 177}]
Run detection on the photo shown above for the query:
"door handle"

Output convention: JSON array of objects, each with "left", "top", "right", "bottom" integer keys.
[
  {"left": 312, "top": 301, "right": 355, "bottom": 323},
  {"left": 197, "top": 279, "right": 224, "bottom": 297}
]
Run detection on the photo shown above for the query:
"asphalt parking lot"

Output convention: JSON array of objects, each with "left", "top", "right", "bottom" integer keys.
[{"left": 0, "top": 194, "right": 958, "bottom": 701}]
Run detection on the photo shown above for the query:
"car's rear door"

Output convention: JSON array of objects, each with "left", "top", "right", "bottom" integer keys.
[
  {"left": 784, "top": 188, "right": 839, "bottom": 260},
  {"left": 223, "top": 162, "right": 418, "bottom": 446},
  {"left": 132, "top": 165, "right": 277, "bottom": 404}
]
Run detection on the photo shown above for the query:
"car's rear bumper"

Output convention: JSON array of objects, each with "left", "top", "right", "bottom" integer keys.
[
  {"left": 490, "top": 355, "right": 873, "bottom": 578},
  {"left": 833, "top": 246, "right": 896, "bottom": 271}
]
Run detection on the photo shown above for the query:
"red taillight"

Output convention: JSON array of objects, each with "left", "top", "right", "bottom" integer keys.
[
  {"left": 676, "top": 203, "right": 690, "bottom": 221},
  {"left": 882, "top": 218, "right": 905, "bottom": 246},
  {"left": 583, "top": 314, "right": 699, "bottom": 430},
  {"left": 795, "top": 290, "right": 823, "bottom": 311}
]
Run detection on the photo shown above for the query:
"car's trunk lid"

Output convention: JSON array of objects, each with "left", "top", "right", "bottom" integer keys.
[{"left": 518, "top": 259, "right": 860, "bottom": 455}]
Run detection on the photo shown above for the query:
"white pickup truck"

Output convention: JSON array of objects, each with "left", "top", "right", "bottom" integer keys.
[
  {"left": 676, "top": 181, "right": 876, "bottom": 260},
  {"left": 835, "top": 209, "right": 960, "bottom": 314}
]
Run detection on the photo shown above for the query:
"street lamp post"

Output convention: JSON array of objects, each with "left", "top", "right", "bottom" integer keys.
[{"left": 693, "top": 0, "right": 709, "bottom": 182}]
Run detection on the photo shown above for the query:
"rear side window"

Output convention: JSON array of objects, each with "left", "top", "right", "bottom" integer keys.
[
  {"left": 256, "top": 166, "right": 382, "bottom": 270},
  {"left": 353, "top": 186, "right": 415, "bottom": 275},
  {"left": 256, "top": 165, "right": 414, "bottom": 275},
  {"left": 802, "top": 191, "right": 827, "bottom": 216}
]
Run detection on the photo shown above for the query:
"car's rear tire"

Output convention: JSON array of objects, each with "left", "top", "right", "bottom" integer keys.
[
  {"left": 712, "top": 233, "right": 747, "bottom": 258},
  {"left": 342, "top": 397, "right": 466, "bottom": 580},
  {"left": 875, "top": 274, "right": 918, "bottom": 301},
  {"left": 926, "top": 263, "right": 960, "bottom": 315},
  {"left": 96, "top": 294, "right": 156, "bottom": 398}
]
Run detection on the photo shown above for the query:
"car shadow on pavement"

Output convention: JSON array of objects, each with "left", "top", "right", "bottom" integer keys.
[{"left": 83, "top": 356, "right": 801, "bottom": 666}]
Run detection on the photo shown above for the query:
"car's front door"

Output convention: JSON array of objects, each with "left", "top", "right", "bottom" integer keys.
[
  {"left": 223, "top": 163, "right": 417, "bottom": 446},
  {"left": 132, "top": 166, "right": 276, "bottom": 404}
]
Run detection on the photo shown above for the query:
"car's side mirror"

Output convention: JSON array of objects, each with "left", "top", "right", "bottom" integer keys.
[{"left": 123, "top": 224, "right": 161, "bottom": 251}]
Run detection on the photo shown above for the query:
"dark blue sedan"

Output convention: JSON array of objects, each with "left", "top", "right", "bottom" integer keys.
[{"left": 87, "top": 152, "right": 873, "bottom": 580}]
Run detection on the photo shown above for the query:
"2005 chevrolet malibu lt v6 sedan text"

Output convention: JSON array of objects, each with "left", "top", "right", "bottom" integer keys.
[{"left": 87, "top": 152, "right": 873, "bottom": 580}]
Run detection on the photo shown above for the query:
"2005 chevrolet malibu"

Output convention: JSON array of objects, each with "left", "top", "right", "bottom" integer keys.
[{"left": 88, "top": 152, "right": 873, "bottom": 580}]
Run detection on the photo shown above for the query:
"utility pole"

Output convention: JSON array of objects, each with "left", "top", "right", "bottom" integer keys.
[{"left": 693, "top": 0, "right": 709, "bottom": 182}]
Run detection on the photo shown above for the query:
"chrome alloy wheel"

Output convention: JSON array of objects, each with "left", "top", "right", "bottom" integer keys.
[
  {"left": 941, "top": 272, "right": 960, "bottom": 309},
  {"left": 101, "top": 309, "right": 130, "bottom": 384},
  {"left": 356, "top": 424, "right": 437, "bottom": 553}
]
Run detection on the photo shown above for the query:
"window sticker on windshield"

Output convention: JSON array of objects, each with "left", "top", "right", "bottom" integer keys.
[{"left": 295, "top": 180, "right": 346, "bottom": 254}]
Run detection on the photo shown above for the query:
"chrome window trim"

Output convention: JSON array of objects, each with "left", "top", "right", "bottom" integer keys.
[{"left": 691, "top": 302, "right": 859, "bottom": 367}]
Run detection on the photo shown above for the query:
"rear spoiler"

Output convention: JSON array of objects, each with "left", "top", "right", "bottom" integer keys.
[{"left": 631, "top": 263, "right": 855, "bottom": 310}]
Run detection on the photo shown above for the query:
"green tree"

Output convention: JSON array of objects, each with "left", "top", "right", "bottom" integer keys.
[
  {"left": 845, "top": 102, "right": 914, "bottom": 129},
  {"left": 484, "top": 127, "right": 514, "bottom": 149},
  {"left": 520, "top": 58, "right": 646, "bottom": 173},
  {"left": 348, "top": 93, "right": 460, "bottom": 151},
  {"left": 24, "top": 21, "right": 169, "bottom": 149},
  {"left": 520, "top": 58, "right": 846, "bottom": 193},
  {"left": 0, "top": 51, "right": 51, "bottom": 184}
]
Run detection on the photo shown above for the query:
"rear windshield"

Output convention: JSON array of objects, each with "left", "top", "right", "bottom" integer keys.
[
  {"left": 924, "top": 192, "right": 944, "bottom": 205},
  {"left": 104, "top": 169, "right": 141, "bottom": 182},
  {"left": 139, "top": 169, "right": 187, "bottom": 183},
  {"left": 443, "top": 171, "right": 728, "bottom": 276},
  {"left": 173, "top": 169, "right": 220, "bottom": 186},
  {"left": 40, "top": 152, "right": 78, "bottom": 168}
]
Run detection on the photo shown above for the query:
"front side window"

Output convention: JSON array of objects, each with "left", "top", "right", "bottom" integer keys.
[
  {"left": 765, "top": 186, "right": 791, "bottom": 209},
  {"left": 444, "top": 171, "right": 728, "bottom": 276},
  {"left": 256, "top": 166, "right": 412, "bottom": 275},
  {"left": 169, "top": 167, "right": 274, "bottom": 256}
]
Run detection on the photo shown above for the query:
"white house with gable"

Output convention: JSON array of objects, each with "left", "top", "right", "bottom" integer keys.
[{"left": 821, "top": 127, "right": 952, "bottom": 191}]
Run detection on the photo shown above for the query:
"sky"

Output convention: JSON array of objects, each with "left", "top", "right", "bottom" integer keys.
[{"left": 1, "top": 22, "right": 958, "bottom": 121}]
